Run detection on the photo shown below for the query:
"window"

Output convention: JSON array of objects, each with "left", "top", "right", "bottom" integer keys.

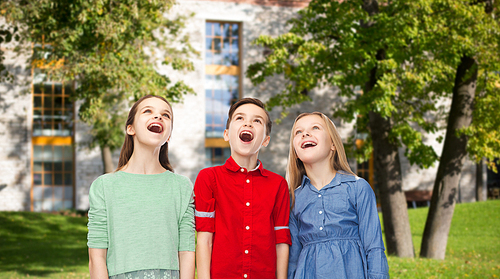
[
  {"left": 31, "top": 44, "right": 75, "bottom": 212},
  {"left": 32, "top": 144, "right": 74, "bottom": 211},
  {"left": 205, "top": 22, "right": 241, "bottom": 167}
]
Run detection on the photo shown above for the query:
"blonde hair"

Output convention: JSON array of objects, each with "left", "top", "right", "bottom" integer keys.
[{"left": 286, "top": 112, "right": 356, "bottom": 208}]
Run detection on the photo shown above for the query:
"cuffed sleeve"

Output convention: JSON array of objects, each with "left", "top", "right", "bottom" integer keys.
[
  {"left": 287, "top": 208, "right": 302, "bottom": 279},
  {"left": 194, "top": 169, "right": 216, "bottom": 232},
  {"left": 356, "top": 178, "right": 390, "bottom": 279},
  {"left": 178, "top": 181, "right": 195, "bottom": 251},
  {"left": 87, "top": 178, "right": 108, "bottom": 249},
  {"left": 273, "top": 179, "right": 292, "bottom": 245}
]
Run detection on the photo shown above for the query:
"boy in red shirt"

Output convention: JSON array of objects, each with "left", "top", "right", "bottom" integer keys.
[{"left": 195, "top": 98, "right": 291, "bottom": 279}]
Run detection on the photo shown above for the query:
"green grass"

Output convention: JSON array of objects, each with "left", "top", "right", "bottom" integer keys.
[
  {"left": 387, "top": 200, "right": 500, "bottom": 279},
  {"left": 0, "top": 200, "right": 499, "bottom": 278},
  {"left": 0, "top": 212, "right": 89, "bottom": 279}
]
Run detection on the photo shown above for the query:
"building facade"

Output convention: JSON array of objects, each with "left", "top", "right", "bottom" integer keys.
[{"left": 0, "top": 0, "right": 484, "bottom": 211}]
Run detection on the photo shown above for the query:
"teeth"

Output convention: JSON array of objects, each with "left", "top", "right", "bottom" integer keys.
[
  {"left": 301, "top": 142, "right": 317, "bottom": 148},
  {"left": 239, "top": 131, "right": 253, "bottom": 142},
  {"left": 147, "top": 123, "right": 163, "bottom": 133}
]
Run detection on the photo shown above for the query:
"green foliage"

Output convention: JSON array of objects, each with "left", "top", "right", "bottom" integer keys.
[
  {"left": 247, "top": 0, "right": 500, "bottom": 169},
  {"left": 1, "top": 0, "right": 198, "bottom": 151}
]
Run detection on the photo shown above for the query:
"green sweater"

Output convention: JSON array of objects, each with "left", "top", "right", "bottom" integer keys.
[{"left": 87, "top": 171, "right": 195, "bottom": 276}]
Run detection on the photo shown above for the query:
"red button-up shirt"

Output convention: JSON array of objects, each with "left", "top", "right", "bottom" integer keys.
[{"left": 195, "top": 157, "right": 292, "bottom": 279}]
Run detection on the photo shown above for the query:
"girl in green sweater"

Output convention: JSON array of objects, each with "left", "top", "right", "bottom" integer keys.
[{"left": 87, "top": 95, "right": 195, "bottom": 279}]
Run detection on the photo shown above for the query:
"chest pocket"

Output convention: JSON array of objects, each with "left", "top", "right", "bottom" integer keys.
[{"left": 326, "top": 192, "right": 348, "bottom": 213}]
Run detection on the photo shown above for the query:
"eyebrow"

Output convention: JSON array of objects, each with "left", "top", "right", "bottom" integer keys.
[{"left": 141, "top": 105, "right": 171, "bottom": 113}]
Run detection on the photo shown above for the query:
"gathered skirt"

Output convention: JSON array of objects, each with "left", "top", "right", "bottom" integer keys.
[{"left": 110, "top": 269, "right": 179, "bottom": 279}]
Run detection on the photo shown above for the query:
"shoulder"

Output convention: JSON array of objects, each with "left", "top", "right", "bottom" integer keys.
[
  {"left": 197, "top": 166, "right": 219, "bottom": 177},
  {"left": 261, "top": 168, "right": 286, "bottom": 182},
  {"left": 166, "top": 171, "right": 193, "bottom": 190},
  {"left": 261, "top": 168, "right": 287, "bottom": 187},
  {"left": 340, "top": 173, "right": 373, "bottom": 197},
  {"left": 90, "top": 172, "right": 120, "bottom": 188}
]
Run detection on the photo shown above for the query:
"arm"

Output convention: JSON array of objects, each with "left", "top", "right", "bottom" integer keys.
[
  {"left": 196, "top": 231, "right": 214, "bottom": 279},
  {"left": 178, "top": 185, "right": 196, "bottom": 279},
  {"left": 287, "top": 209, "right": 302, "bottom": 279},
  {"left": 272, "top": 179, "right": 292, "bottom": 278},
  {"left": 179, "top": 251, "right": 195, "bottom": 279},
  {"left": 89, "top": 248, "right": 108, "bottom": 279},
  {"left": 355, "top": 178, "right": 390, "bottom": 279},
  {"left": 193, "top": 170, "right": 217, "bottom": 279},
  {"left": 276, "top": 243, "right": 289, "bottom": 279},
  {"left": 87, "top": 178, "right": 109, "bottom": 278}
]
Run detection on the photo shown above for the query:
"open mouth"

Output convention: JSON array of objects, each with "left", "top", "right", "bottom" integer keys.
[
  {"left": 147, "top": 123, "right": 163, "bottom": 133},
  {"left": 239, "top": 131, "right": 254, "bottom": 142},
  {"left": 301, "top": 141, "right": 317, "bottom": 149}
]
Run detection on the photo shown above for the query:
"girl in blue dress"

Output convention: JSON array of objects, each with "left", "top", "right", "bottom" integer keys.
[{"left": 287, "top": 112, "right": 389, "bottom": 279}]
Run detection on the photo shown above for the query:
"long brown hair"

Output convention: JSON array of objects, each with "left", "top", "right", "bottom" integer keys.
[
  {"left": 286, "top": 112, "right": 356, "bottom": 207},
  {"left": 116, "top": 95, "right": 174, "bottom": 172}
]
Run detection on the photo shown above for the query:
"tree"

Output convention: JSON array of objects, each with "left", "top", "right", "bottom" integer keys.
[
  {"left": 418, "top": 0, "right": 500, "bottom": 259},
  {"left": 247, "top": 0, "right": 500, "bottom": 258},
  {"left": 1, "top": 0, "right": 197, "bottom": 172}
]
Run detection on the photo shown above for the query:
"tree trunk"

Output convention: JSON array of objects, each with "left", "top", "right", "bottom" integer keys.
[
  {"left": 101, "top": 145, "right": 115, "bottom": 173},
  {"left": 476, "top": 158, "right": 487, "bottom": 202},
  {"left": 420, "top": 55, "right": 477, "bottom": 259},
  {"left": 365, "top": 48, "right": 415, "bottom": 258}
]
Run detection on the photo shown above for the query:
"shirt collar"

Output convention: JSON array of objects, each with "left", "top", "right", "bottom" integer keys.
[
  {"left": 301, "top": 171, "right": 356, "bottom": 191},
  {"left": 224, "top": 156, "right": 268, "bottom": 177}
]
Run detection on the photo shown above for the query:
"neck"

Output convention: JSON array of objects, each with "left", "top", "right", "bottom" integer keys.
[
  {"left": 231, "top": 153, "right": 259, "bottom": 170},
  {"left": 303, "top": 160, "right": 337, "bottom": 191},
  {"left": 121, "top": 144, "right": 166, "bottom": 174}
]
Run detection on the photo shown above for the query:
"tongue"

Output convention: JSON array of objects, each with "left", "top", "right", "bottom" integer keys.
[
  {"left": 240, "top": 133, "right": 252, "bottom": 142},
  {"left": 148, "top": 126, "right": 162, "bottom": 133}
]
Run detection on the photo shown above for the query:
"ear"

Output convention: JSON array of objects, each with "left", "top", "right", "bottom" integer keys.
[
  {"left": 223, "top": 129, "right": 230, "bottom": 142},
  {"left": 126, "top": 124, "right": 136, "bottom": 136},
  {"left": 331, "top": 144, "right": 336, "bottom": 151},
  {"left": 262, "top": 135, "right": 271, "bottom": 147}
]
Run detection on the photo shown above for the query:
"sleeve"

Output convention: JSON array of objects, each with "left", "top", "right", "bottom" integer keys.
[
  {"left": 178, "top": 179, "right": 195, "bottom": 252},
  {"left": 194, "top": 169, "right": 216, "bottom": 232},
  {"left": 87, "top": 177, "right": 109, "bottom": 249},
  {"left": 273, "top": 178, "right": 292, "bottom": 245},
  {"left": 287, "top": 207, "right": 302, "bottom": 279},
  {"left": 355, "top": 178, "right": 390, "bottom": 279}
]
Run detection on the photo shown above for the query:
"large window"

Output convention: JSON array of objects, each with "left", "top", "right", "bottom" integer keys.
[
  {"left": 31, "top": 44, "right": 75, "bottom": 212},
  {"left": 205, "top": 22, "right": 241, "bottom": 166}
]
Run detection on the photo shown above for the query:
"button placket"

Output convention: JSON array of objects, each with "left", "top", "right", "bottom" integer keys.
[{"left": 242, "top": 171, "right": 253, "bottom": 274}]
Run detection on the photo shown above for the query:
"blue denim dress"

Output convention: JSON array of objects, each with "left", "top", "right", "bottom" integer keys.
[{"left": 288, "top": 172, "right": 390, "bottom": 279}]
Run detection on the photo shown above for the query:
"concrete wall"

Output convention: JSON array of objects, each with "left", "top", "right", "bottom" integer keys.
[{"left": 0, "top": 38, "right": 32, "bottom": 211}]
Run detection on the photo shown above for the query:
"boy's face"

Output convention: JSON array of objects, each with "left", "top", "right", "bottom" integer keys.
[{"left": 224, "top": 103, "right": 271, "bottom": 160}]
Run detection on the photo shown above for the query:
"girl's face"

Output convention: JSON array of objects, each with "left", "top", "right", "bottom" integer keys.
[
  {"left": 127, "top": 97, "right": 173, "bottom": 149},
  {"left": 292, "top": 114, "right": 335, "bottom": 166}
]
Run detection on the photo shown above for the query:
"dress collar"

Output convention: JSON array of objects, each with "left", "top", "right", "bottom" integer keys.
[{"left": 300, "top": 171, "right": 356, "bottom": 191}]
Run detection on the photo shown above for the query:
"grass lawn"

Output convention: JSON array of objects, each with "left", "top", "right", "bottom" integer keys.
[{"left": 0, "top": 200, "right": 499, "bottom": 279}]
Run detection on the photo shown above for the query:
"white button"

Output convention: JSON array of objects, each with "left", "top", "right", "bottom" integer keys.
[
  {"left": 318, "top": 194, "right": 322, "bottom": 197},
  {"left": 246, "top": 179, "right": 250, "bottom": 183},
  {"left": 319, "top": 227, "right": 323, "bottom": 230},
  {"left": 246, "top": 202, "right": 250, "bottom": 206},
  {"left": 245, "top": 250, "right": 249, "bottom": 254},
  {"left": 319, "top": 211, "right": 323, "bottom": 214},
  {"left": 246, "top": 226, "right": 250, "bottom": 230},
  {"left": 241, "top": 168, "right": 245, "bottom": 172},
  {"left": 244, "top": 274, "right": 248, "bottom": 278}
]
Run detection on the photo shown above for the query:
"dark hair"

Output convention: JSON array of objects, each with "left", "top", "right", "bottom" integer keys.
[
  {"left": 225, "top": 97, "right": 272, "bottom": 135},
  {"left": 116, "top": 95, "right": 174, "bottom": 172}
]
